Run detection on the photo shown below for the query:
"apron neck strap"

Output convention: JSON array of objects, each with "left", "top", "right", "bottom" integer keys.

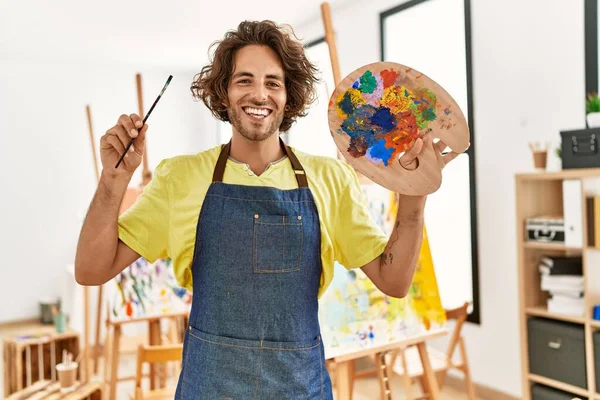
[{"left": 212, "top": 138, "right": 308, "bottom": 188}]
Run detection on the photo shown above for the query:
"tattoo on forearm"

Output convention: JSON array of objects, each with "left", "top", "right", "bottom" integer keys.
[{"left": 380, "top": 252, "right": 394, "bottom": 267}]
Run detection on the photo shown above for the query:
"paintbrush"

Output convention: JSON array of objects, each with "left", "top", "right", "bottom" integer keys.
[{"left": 114, "top": 75, "right": 173, "bottom": 169}]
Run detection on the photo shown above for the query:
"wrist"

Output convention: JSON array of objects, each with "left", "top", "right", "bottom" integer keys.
[
  {"left": 99, "top": 170, "right": 132, "bottom": 196},
  {"left": 396, "top": 194, "right": 426, "bottom": 223}
]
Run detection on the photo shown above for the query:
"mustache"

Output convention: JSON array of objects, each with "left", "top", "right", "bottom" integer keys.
[{"left": 245, "top": 100, "right": 275, "bottom": 108}]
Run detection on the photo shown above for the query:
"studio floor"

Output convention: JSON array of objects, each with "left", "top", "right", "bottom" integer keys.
[{"left": 0, "top": 321, "right": 484, "bottom": 400}]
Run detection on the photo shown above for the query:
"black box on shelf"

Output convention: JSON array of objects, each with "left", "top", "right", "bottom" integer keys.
[
  {"left": 560, "top": 127, "right": 600, "bottom": 169},
  {"left": 592, "top": 331, "right": 600, "bottom": 392},
  {"left": 526, "top": 217, "right": 565, "bottom": 243},
  {"left": 527, "top": 317, "right": 587, "bottom": 389},
  {"left": 531, "top": 383, "right": 580, "bottom": 400}
]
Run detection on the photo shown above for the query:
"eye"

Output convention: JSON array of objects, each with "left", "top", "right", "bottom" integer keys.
[
  {"left": 267, "top": 81, "right": 281, "bottom": 87},
  {"left": 238, "top": 79, "right": 251, "bottom": 84}
]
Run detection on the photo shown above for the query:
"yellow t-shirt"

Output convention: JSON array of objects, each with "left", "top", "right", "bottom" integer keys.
[{"left": 117, "top": 144, "right": 388, "bottom": 298}]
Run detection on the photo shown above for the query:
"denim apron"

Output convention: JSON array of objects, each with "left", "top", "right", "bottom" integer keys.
[{"left": 175, "top": 139, "right": 333, "bottom": 399}]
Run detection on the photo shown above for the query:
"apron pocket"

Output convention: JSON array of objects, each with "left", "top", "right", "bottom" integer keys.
[
  {"left": 181, "top": 326, "right": 329, "bottom": 399},
  {"left": 252, "top": 213, "right": 303, "bottom": 273}
]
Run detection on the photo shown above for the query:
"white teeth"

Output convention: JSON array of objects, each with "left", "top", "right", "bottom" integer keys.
[{"left": 244, "top": 107, "right": 270, "bottom": 117}]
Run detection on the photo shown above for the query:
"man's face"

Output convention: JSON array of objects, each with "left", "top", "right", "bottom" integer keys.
[{"left": 226, "top": 44, "right": 287, "bottom": 142}]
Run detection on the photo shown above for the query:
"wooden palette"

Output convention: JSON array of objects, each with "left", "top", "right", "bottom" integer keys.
[{"left": 328, "top": 62, "right": 470, "bottom": 196}]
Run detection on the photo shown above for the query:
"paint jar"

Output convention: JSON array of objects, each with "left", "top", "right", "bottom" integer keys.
[
  {"left": 532, "top": 151, "right": 547, "bottom": 170},
  {"left": 39, "top": 297, "right": 60, "bottom": 324},
  {"left": 594, "top": 305, "right": 600, "bottom": 320},
  {"left": 56, "top": 362, "right": 78, "bottom": 392},
  {"left": 53, "top": 312, "right": 67, "bottom": 333}
]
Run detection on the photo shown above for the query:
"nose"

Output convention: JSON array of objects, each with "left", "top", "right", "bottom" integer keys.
[{"left": 251, "top": 82, "right": 268, "bottom": 103}]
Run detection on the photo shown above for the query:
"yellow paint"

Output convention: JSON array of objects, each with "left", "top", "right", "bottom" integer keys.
[{"left": 380, "top": 86, "right": 414, "bottom": 113}]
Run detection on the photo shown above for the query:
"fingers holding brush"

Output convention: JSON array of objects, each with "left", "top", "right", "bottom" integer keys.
[{"left": 100, "top": 118, "right": 146, "bottom": 177}]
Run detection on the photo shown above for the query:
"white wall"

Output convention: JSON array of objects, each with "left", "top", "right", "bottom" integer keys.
[
  {"left": 0, "top": 58, "right": 218, "bottom": 323},
  {"left": 295, "top": 0, "right": 586, "bottom": 397}
]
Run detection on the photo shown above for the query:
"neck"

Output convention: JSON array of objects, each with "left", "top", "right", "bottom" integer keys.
[{"left": 229, "top": 131, "right": 286, "bottom": 175}]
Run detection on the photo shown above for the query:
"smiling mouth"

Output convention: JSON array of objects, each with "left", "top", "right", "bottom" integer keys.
[{"left": 243, "top": 106, "right": 272, "bottom": 120}]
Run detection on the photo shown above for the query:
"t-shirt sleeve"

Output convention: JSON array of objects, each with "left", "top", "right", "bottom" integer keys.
[
  {"left": 117, "top": 159, "right": 171, "bottom": 263},
  {"left": 332, "top": 164, "right": 389, "bottom": 270}
]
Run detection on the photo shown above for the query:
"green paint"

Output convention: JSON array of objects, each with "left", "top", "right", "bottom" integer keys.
[{"left": 359, "top": 70, "right": 377, "bottom": 94}]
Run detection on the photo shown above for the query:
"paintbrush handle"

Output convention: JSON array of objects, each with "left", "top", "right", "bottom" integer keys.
[{"left": 115, "top": 75, "right": 172, "bottom": 170}]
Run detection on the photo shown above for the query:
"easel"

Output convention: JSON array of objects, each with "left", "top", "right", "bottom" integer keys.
[
  {"left": 85, "top": 75, "right": 188, "bottom": 399},
  {"left": 319, "top": 3, "right": 447, "bottom": 399},
  {"left": 327, "top": 329, "right": 445, "bottom": 400},
  {"left": 102, "top": 311, "right": 188, "bottom": 400}
]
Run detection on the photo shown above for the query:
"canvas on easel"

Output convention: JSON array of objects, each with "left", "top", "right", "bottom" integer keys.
[{"left": 318, "top": 184, "right": 446, "bottom": 359}]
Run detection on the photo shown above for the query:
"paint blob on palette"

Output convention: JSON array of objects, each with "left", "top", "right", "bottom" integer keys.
[{"left": 328, "top": 62, "right": 469, "bottom": 196}]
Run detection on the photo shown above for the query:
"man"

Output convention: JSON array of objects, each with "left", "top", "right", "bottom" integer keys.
[{"left": 75, "top": 20, "right": 460, "bottom": 399}]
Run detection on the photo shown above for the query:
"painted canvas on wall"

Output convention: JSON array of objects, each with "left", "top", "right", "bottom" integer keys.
[
  {"left": 318, "top": 183, "right": 446, "bottom": 358},
  {"left": 109, "top": 257, "right": 192, "bottom": 322}
]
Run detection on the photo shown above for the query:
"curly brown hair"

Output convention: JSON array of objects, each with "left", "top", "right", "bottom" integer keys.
[{"left": 191, "top": 20, "right": 320, "bottom": 132}]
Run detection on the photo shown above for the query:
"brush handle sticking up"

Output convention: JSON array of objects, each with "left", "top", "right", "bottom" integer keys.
[{"left": 114, "top": 75, "right": 173, "bottom": 169}]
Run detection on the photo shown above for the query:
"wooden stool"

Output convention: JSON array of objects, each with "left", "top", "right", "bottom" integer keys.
[{"left": 130, "top": 344, "right": 183, "bottom": 400}]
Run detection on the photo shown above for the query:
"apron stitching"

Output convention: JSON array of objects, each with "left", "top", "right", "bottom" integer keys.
[
  {"left": 253, "top": 220, "right": 257, "bottom": 271},
  {"left": 298, "top": 221, "right": 304, "bottom": 270},
  {"left": 254, "top": 268, "right": 300, "bottom": 273},
  {"left": 188, "top": 331, "right": 321, "bottom": 351},
  {"left": 253, "top": 340, "right": 263, "bottom": 400},
  {"left": 206, "top": 193, "right": 314, "bottom": 204},
  {"left": 180, "top": 333, "right": 191, "bottom": 400},
  {"left": 283, "top": 217, "right": 286, "bottom": 268},
  {"left": 320, "top": 341, "right": 324, "bottom": 399},
  {"left": 255, "top": 222, "right": 301, "bottom": 226}
]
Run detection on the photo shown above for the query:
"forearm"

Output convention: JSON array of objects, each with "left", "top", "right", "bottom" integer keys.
[
  {"left": 377, "top": 195, "right": 426, "bottom": 297},
  {"left": 74, "top": 171, "right": 131, "bottom": 285}
]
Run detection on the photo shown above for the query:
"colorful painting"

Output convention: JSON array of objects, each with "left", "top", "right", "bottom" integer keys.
[
  {"left": 318, "top": 183, "right": 446, "bottom": 358},
  {"left": 109, "top": 258, "right": 192, "bottom": 322}
]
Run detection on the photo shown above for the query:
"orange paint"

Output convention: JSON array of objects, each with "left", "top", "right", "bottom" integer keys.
[{"left": 380, "top": 69, "right": 399, "bottom": 89}]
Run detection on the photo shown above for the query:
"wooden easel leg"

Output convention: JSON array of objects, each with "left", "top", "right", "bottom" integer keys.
[
  {"left": 109, "top": 325, "right": 121, "bottom": 400},
  {"left": 416, "top": 342, "right": 440, "bottom": 400},
  {"left": 148, "top": 320, "right": 163, "bottom": 389},
  {"left": 459, "top": 341, "right": 476, "bottom": 400},
  {"left": 103, "top": 326, "right": 111, "bottom": 400},
  {"left": 375, "top": 352, "right": 393, "bottom": 400},
  {"left": 93, "top": 286, "right": 103, "bottom": 375},
  {"left": 399, "top": 350, "right": 414, "bottom": 400},
  {"left": 335, "top": 360, "right": 353, "bottom": 400}
]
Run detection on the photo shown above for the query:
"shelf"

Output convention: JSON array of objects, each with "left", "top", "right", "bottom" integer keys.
[
  {"left": 528, "top": 374, "right": 589, "bottom": 397},
  {"left": 523, "top": 241, "right": 583, "bottom": 251},
  {"left": 516, "top": 168, "right": 600, "bottom": 181},
  {"left": 526, "top": 306, "right": 586, "bottom": 324},
  {"left": 590, "top": 320, "right": 600, "bottom": 329}
]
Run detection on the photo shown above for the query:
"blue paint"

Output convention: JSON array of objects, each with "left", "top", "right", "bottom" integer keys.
[
  {"left": 352, "top": 80, "right": 360, "bottom": 89},
  {"left": 367, "top": 139, "right": 394, "bottom": 166},
  {"left": 337, "top": 92, "right": 356, "bottom": 116},
  {"left": 370, "top": 106, "right": 396, "bottom": 133},
  {"left": 341, "top": 105, "right": 378, "bottom": 143}
]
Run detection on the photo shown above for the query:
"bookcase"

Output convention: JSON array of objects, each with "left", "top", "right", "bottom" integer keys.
[{"left": 517, "top": 167, "right": 600, "bottom": 399}]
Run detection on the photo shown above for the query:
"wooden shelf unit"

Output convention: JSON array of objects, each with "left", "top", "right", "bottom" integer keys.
[{"left": 516, "top": 168, "right": 600, "bottom": 400}]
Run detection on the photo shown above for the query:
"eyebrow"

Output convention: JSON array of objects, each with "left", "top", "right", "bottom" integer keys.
[{"left": 231, "top": 71, "right": 284, "bottom": 82}]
